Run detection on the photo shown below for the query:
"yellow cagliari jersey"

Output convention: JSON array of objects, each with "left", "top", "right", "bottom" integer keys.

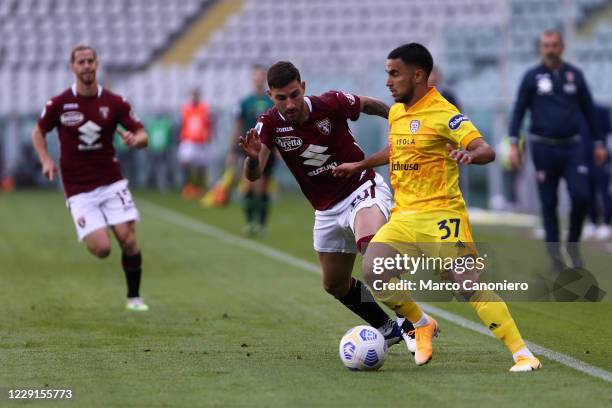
[{"left": 388, "top": 87, "right": 481, "bottom": 214}]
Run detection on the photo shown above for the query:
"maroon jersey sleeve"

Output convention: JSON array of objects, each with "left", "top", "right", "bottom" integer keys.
[
  {"left": 116, "top": 97, "right": 144, "bottom": 132},
  {"left": 256, "top": 115, "right": 275, "bottom": 150},
  {"left": 37, "top": 98, "right": 61, "bottom": 133},
  {"left": 320, "top": 90, "right": 361, "bottom": 122}
]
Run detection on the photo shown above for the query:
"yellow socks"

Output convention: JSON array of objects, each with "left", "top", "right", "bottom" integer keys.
[
  {"left": 469, "top": 290, "right": 525, "bottom": 354},
  {"left": 371, "top": 278, "right": 427, "bottom": 325}
]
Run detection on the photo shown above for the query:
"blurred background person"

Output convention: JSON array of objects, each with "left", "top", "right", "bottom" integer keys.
[
  {"left": 145, "top": 111, "right": 175, "bottom": 192},
  {"left": 178, "top": 88, "right": 212, "bottom": 200},
  {"left": 229, "top": 64, "right": 275, "bottom": 236},
  {"left": 428, "top": 66, "right": 461, "bottom": 109},
  {"left": 581, "top": 102, "right": 612, "bottom": 240},
  {"left": 508, "top": 29, "right": 607, "bottom": 271}
]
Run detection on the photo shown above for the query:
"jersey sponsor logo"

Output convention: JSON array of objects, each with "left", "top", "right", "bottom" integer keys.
[
  {"left": 276, "top": 126, "right": 294, "bottom": 132},
  {"left": 395, "top": 137, "right": 415, "bottom": 146},
  {"left": 60, "top": 111, "right": 84, "bottom": 126},
  {"left": 392, "top": 162, "right": 419, "bottom": 171},
  {"left": 99, "top": 106, "right": 109, "bottom": 119},
  {"left": 448, "top": 114, "right": 470, "bottom": 130},
  {"left": 307, "top": 161, "right": 337, "bottom": 177},
  {"left": 410, "top": 120, "right": 420, "bottom": 134},
  {"left": 300, "top": 144, "right": 331, "bottom": 166},
  {"left": 275, "top": 136, "right": 303, "bottom": 151},
  {"left": 316, "top": 118, "right": 331, "bottom": 136},
  {"left": 78, "top": 120, "right": 102, "bottom": 150},
  {"left": 342, "top": 92, "right": 356, "bottom": 105},
  {"left": 63, "top": 103, "right": 79, "bottom": 110}
]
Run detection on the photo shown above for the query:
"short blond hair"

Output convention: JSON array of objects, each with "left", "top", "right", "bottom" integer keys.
[{"left": 70, "top": 44, "right": 97, "bottom": 63}]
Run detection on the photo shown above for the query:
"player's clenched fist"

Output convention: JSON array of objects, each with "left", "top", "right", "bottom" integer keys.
[
  {"left": 42, "top": 158, "right": 58, "bottom": 181},
  {"left": 332, "top": 162, "right": 361, "bottom": 178},
  {"left": 238, "top": 128, "right": 262, "bottom": 159},
  {"left": 446, "top": 143, "right": 472, "bottom": 165}
]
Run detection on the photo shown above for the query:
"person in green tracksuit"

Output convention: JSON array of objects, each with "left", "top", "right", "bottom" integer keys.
[{"left": 228, "top": 65, "right": 275, "bottom": 236}]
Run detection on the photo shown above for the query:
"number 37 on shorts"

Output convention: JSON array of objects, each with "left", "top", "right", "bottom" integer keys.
[{"left": 372, "top": 210, "right": 475, "bottom": 245}]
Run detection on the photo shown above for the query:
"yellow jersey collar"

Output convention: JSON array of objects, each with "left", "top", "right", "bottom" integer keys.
[{"left": 404, "top": 86, "right": 438, "bottom": 113}]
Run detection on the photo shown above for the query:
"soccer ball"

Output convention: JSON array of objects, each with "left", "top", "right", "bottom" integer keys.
[{"left": 339, "top": 325, "right": 388, "bottom": 371}]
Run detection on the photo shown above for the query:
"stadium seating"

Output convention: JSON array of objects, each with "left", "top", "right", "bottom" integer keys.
[
  {"left": 2, "top": 0, "right": 612, "bottom": 115},
  {"left": 0, "top": 0, "right": 208, "bottom": 70}
]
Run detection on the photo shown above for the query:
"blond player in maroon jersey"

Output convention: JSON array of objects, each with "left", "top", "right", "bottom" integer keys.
[{"left": 32, "top": 45, "right": 150, "bottom": 311}]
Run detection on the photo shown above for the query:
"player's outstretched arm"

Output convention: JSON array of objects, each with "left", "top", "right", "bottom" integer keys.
[
  {"left": 31, "top": 125, "right": 58, "bottom": 181},
  {"left": 359, "top": 96, "right": 390, "bottom": 119},
  {"left": 332, "top": 144, "right": 390, "bottom": 178},
  {"left": 117, "top": 128, "right": 148, "bottom": 148},
  {"left": 239, "top": 128, "right": 270, "bottom": 181},
  {"left": 446, "top": 137, "right": 496, "bottom": 165}
]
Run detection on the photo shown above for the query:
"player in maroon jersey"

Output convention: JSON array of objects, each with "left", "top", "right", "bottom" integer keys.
[
  {"left": 239, "top": 61, "right": 415, "bottom": 348},
  {"left": 32, "top": 45, "right": 150, "bottom": 311}
]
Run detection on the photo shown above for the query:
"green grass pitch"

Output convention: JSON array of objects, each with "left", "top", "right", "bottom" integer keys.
[{"left": 0, "top": 190, "right": 610, "bottom": 407}]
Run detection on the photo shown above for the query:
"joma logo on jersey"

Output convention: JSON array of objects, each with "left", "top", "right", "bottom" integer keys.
[
  {"left": 300, "top": 144, "right": 331, "bottom": 166},
  {"left": 275, "top": 136, "right": 303, "bottom": 151},
  {"left": 276, "top": 126, "right": 294, "bottom": 132},
  {"left": 78, "top": 120, "right": 102, "bottom": 151}
]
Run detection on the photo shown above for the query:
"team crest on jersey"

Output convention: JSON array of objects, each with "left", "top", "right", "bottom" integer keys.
[
  {"left": 60, "top": 111, "right": 84, "bottom": 126},
  {"left": 99, "top": 106, "right": 109, "bottom": 119},
  {"left": 77, "top": 217, "right": 86, "bottom": 228},
  {"left": 536, "top": 74, "right": 553, "bottom": 95},
  {"left": 410, "top": 120, "right": 420, "bottom": 134},
  {"left": 275, "top": 136, "right": 303, "bottom": 151},
  {"left": 316, "top": 118, "right": 331, "bottom": 136}
]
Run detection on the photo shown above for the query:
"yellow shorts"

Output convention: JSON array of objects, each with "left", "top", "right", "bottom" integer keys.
[{"left": 371, "top": 209, "right": 477, "bottom": 259}]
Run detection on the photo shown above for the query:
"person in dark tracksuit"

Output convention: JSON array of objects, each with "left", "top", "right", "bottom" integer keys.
[
  {"left": 508, "top": 30, "right": 608, "bottom": 271},
  {"left": 581, "top": 103, "right": 612, "bottom": 240}
]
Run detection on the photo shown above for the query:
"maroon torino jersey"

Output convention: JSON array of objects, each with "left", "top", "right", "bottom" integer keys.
[
  {"left": 258, "top": 90, "right": 375, "bottom": 210},
  {"left": 37, "top": 84, "right": 144, "bottom": 198}
]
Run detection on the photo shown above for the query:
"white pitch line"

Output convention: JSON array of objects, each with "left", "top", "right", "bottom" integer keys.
[{"left": 140, "top": 200, "right": 612, "bottom": 383}]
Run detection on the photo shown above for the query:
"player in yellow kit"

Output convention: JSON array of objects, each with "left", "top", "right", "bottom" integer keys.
[{"left": 333, "top": 43, "right": 542, "bottom": 372}]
